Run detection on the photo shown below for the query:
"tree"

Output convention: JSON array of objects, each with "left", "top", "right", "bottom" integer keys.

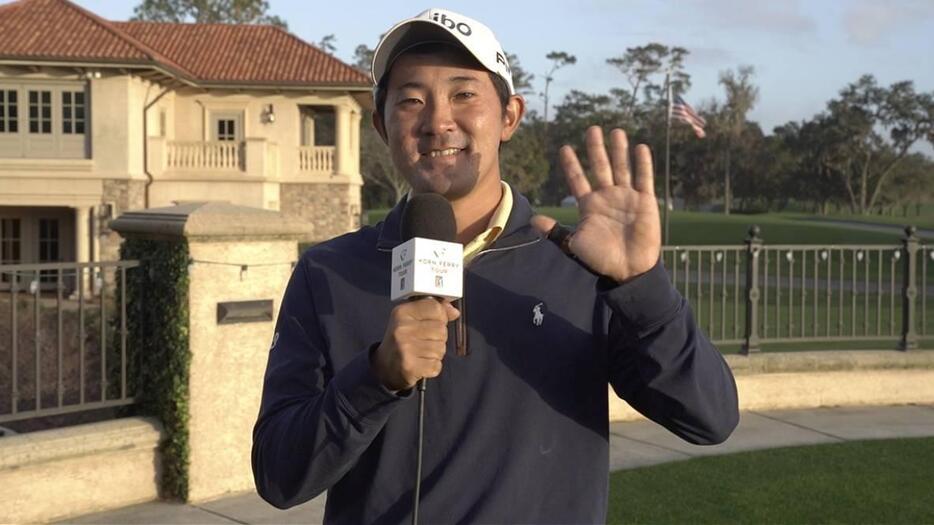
[
  {"left": 351, "top": 42, "right": 408, "bottom": 209},
  {"left": 500, "top": 117, "right": 548, "bottom": 203},
  {"left": 606, "top": 44, "right": 690, "bottom": 117},
  {"left": 506, "top": 53, "right": 535, "bottom": 95},
  {"left": 360, "top": 123, "right": 408, "bottom": 209},
  {"left": 317, "top": 34, "right": 337, "bottom": 55},
  {"left": 820, "top": 75, "right": 934, "bottom": 214},
  {"left": 717, "top": 65, "right": 759, "bottom": 214},
  {"left": 352, "top": 44, "right": 375, "bottom": 74},
  {"left": 131, "top": 0, "right": 287, "bottom": 28},
  {"left": 541, "top": 51, "right": 576, "bottom": 128}
]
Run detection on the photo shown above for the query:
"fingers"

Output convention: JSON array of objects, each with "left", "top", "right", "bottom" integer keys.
[
  {"left": 559, "top": 145, "right": 591, "bottom": 198},
  {"left": 632, "top": 144, "right": 655, "bottom": 196},
  {"left": 396, "top": 296, "right": 449, "bottom": 321},
  {"left": 442, "top": 301, "right": 461, "bottom": 322},
  {"left": 561, "top": 127, "right": 653, "bottom": 196},
  {"left": 585, "top": 126, "right": 613, "bottom": 189},
  {"left": 609, "top": 129, "right": 631, "bottom": 188},
  {"left": 374, "top": 298, "right": 457, "bottom": 391}
]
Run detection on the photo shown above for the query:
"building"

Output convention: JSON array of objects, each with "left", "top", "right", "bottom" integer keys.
[{"left": 0, "top": 0, "right": 371, "bottom": 279}]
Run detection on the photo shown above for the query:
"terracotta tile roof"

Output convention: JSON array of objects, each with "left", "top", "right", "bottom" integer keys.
[
  {"left": 115, "top": 21, "right": 370, "bottom": 86},
  {"left": 0, "top": 0, "right": 370, "bottom": 88},
  {"left": 0, "top": 0, "right": 192, "bottom": 75}
]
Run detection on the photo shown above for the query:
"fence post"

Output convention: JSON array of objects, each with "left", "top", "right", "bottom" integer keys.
[
  {"left": 899, "top": 225, "right": 919, "bottom": 351},
  {"left": 742, "top": 225, "right": 762, "bottom": 354}
]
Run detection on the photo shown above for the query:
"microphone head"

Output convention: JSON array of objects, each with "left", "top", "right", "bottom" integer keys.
[{"left": 401, "top": 193, "right": 457, "bottom": 243}]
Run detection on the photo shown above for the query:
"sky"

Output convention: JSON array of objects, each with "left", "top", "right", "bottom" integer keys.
[{"left": 70, "top": 0, "right": 934, "bottom": 144}]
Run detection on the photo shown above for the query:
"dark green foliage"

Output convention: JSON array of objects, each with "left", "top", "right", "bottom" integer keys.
[
  {"left": 120, "top": 238, "right": 191, "bottom": 501},
  {"left": 131, "top": 0, "right": 287, "bottom": 29},
  {"left": 501, "top": 118, "right": 549, "bottom": 204}
]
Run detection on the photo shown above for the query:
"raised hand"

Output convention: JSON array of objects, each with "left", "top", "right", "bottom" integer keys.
[{"left": 533, "top": 126, "right": 661, "bottom": 283}]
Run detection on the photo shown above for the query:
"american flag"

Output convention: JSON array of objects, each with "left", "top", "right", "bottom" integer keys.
[{"left": 671, "top": 95, "right": 706, "bottom": 139}]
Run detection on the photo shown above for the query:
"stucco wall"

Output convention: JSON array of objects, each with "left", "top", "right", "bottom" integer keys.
[
  {"left": 0, "top": 417, "right": 163, "bottom": 524},
  {"left": 608, "top": 351, "right": 934, "bottom": 422},
  {"left": 185, "top": 238, "right": 297, "bottom": 502}
]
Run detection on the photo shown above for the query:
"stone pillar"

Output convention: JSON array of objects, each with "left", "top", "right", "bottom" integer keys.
[
  {"left": 111, "top": 202, "right": 312, "bottom": 502},
  {"left": 334, "top": 104, "right": 351, "bottom": 176},
  {"left": 91, "top": 206, "right": 101, "bottom": 264},
  {"left": 244, "top": 138, "right": 267, "bottom": 179},
  {"left": 74, "top": 206, "right": 91, "bottom": 295},
  {"left": 350, "top": 109, "right": 362, "bottom": 176}
]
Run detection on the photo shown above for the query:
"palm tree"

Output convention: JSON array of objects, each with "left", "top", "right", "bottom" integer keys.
[{"left": 718, "top": 66, "right": 759, "bottom": 215}]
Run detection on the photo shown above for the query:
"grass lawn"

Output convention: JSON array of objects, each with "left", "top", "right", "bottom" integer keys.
[
  {"left": 811, "top": 212, "right": 934, "bottom": 231},
  {"left": 365, "top": 207, "right": 927, "bottom": 245},
  {"left": 607, "top": 437, "right": 934, "bottom": 524}
]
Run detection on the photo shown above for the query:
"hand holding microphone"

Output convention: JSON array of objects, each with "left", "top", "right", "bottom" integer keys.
[
  {"left": 371, "top": 193, "right": 463, "bottom": 392},
  {"left": 372, "top": 298, "right": 459, "bottom": 392}
]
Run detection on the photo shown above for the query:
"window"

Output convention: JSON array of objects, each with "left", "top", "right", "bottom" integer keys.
[
  {"left": 28, "top": 90, "right": 52, "bottom": 134},
  {"left": 1, "top": 218, "right": 21, "bottom": 283},
  {"left": 300, "top": 106, "right": 336, "bottom": 146},
  {"left": 62, "top": 91, "right": 86, "bottom": 134},
  {"left": 0, "top": 90, "right": 18, "bottom": 133},
  {"left": 38, "top": 218, "right": 60, "bottom": 283},
  {"left": 216, "top": 119, "right": 236, "bottom": 141},
  {"left": 38, "top": 219, "right": 59, "bottom": 262}
]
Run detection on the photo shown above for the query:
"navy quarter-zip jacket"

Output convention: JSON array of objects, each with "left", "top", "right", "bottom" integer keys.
[{"left": 252, "top": 188, "right": 739, "bottom": 524}]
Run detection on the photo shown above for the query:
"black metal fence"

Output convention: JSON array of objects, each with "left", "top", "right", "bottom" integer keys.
[
  {"left": 661, "top": 226, "right": 929, "bottom": 353},
  {"left": 0, "top": 261, "right": 139, "bottom": 425}
]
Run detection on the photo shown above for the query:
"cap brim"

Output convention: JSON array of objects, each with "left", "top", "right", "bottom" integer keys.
[{"left": 372, "top": 20, "right": 464, "bottom": 86}]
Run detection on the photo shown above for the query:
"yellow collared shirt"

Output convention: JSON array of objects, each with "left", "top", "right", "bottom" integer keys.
[{"left": 462, "top": 181, "right": 513, "bottom": 265}]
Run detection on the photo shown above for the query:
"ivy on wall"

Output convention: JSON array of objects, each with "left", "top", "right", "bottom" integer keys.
[{"left": 120, "top": 238, "right": 191, "bottom": 501}]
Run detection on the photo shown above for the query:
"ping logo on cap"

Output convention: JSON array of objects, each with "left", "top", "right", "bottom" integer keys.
[{"left": 431, "top": 12, "right": 472, "bottom": 36}]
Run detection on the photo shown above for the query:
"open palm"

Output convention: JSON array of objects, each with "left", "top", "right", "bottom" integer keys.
[{"left": 535, "top": 126, "right": 661, "bottom": 283}]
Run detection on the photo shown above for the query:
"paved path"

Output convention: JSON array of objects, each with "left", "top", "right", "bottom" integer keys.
[{"left": 64, "top": 404, "right": 934, "bottom": 524}]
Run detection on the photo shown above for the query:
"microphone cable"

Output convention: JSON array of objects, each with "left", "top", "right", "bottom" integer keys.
[{"left": 412, "top": 377, "right": 428, "bottom": 525}]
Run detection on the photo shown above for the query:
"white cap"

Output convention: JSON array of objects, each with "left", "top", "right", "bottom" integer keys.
[{"left": 371, "top": 8, "right": 515, "bottom": 95}]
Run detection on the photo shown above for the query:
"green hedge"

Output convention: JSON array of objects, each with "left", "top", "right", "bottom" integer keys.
[{"left": 120, "top": 238, "right": 191, "bottom": 501}]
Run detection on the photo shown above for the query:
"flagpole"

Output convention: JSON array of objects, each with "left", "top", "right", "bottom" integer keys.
[{"left": 663, "top": 71, "right": 672, "bottom": 246}]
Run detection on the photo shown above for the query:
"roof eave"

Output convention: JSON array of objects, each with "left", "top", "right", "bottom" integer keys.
[
  {"left": 191, "top": 81, "right": 372, "bottom": 92},
  {"left": 0, "top": 57, "right": 198, "bottom": 87}
]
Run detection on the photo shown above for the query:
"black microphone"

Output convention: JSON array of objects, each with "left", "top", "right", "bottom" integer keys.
[
  {"left": 392, "top": 193, "right": 463, "bottom": 302},
  {"left": 396, "top": 193, "right": 461, "bottom": 525},
  {"left": 401, "top": 193, "right": 457, "bottom": 246}
]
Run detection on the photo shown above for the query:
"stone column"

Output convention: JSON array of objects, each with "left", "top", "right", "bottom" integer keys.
[
  {"left": 350, "top": 109, "right": 362, "bottom": 176},
  {"left": 334, "top": 104, "right": 351, "bottom": 177},
  {"left": 74, "top": 206, "right": 91, "bottom": 295},
  {"left": 111, "top": 202, "right": 312, "bottom": 502}
]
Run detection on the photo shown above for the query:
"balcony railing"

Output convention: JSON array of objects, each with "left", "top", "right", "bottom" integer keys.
[
  {"left": 147, "top": 137, "right": 334, "bottom": 179},
  {"left": 167, "top": 141, "right": 243, "bottom": 171},
  {"left": 298, "top": 146, "right": 335, "bottom": 173}
]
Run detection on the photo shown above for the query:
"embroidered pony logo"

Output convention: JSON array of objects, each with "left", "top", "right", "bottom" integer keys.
[{"left": 532, "top": 302, "right": 545, "bottom": 327}]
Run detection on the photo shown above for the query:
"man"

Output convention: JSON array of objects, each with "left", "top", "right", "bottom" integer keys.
[{"left": 253, "top": 8, "right": 738, "bottom": 524}]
